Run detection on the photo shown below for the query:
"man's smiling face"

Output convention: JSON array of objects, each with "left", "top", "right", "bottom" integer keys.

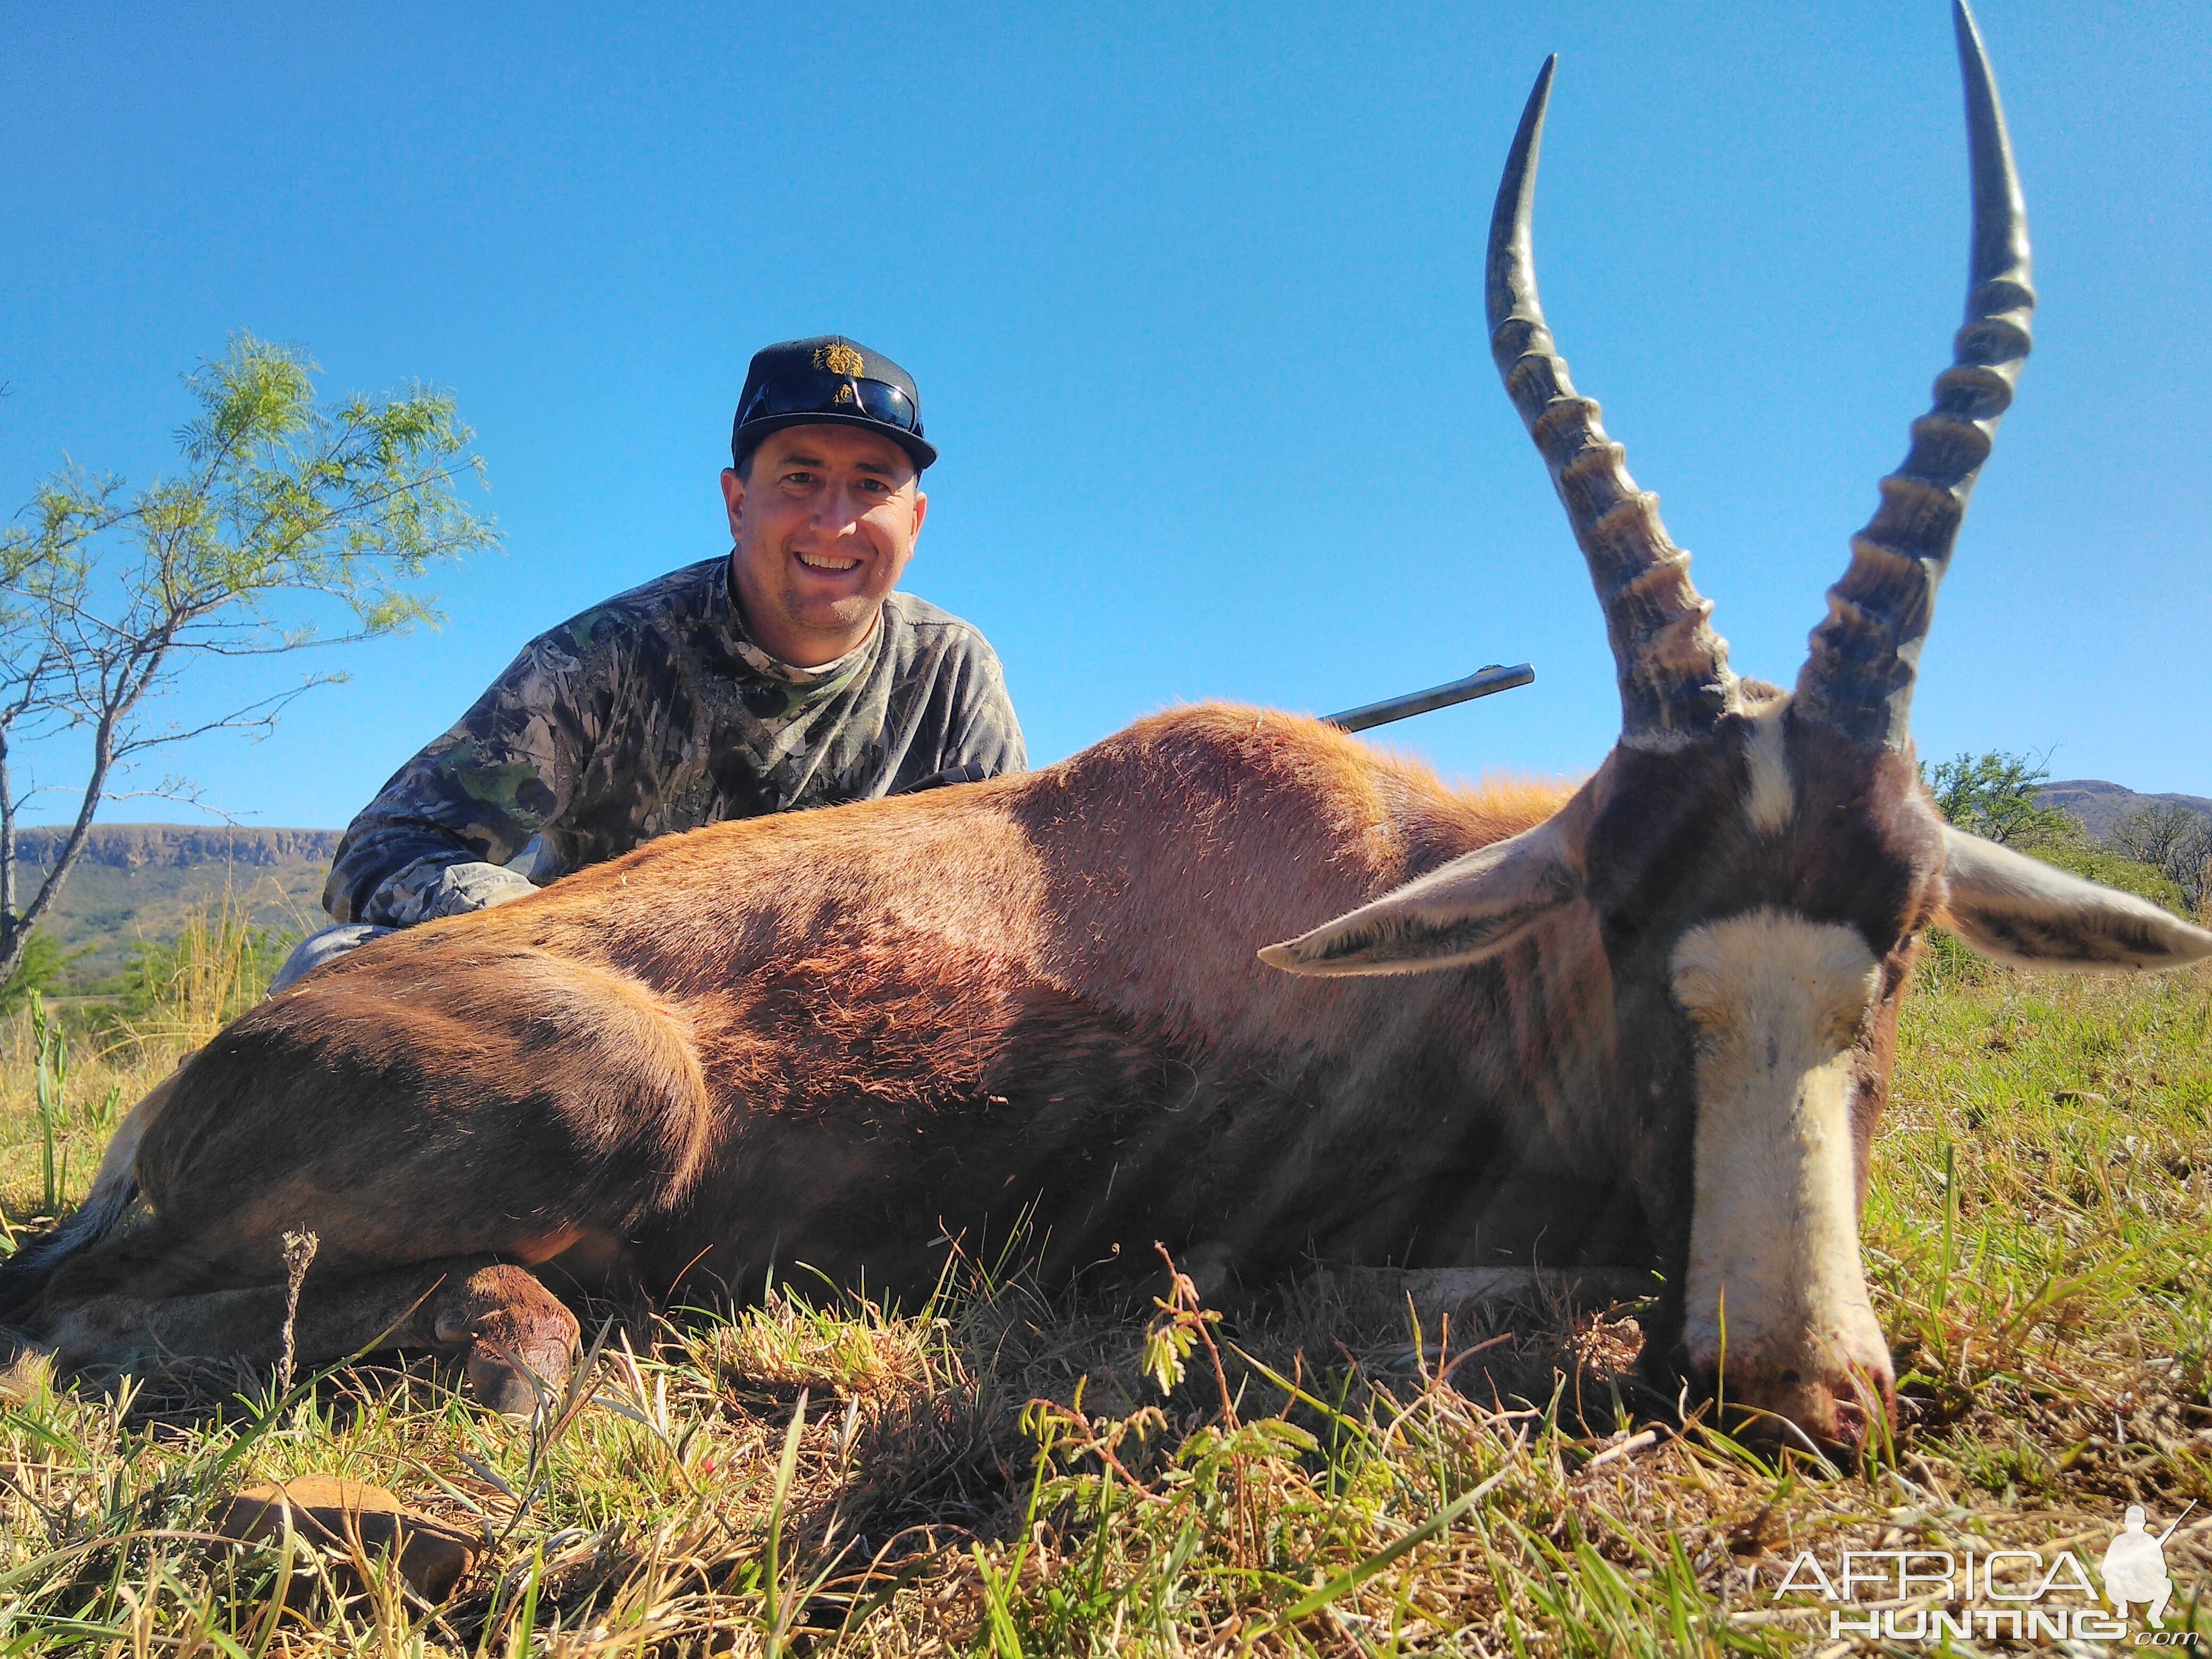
[{"left": 721, "top": 424, "right": 928, "bottom": 667}]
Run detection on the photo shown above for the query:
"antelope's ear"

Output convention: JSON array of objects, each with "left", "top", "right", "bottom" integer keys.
[
  {"left": 1938, "top": 826, "right": 2212, "bottom": 970},
  {"left": 1260, "top": 822, "right": 1581, "bottom": 977}
]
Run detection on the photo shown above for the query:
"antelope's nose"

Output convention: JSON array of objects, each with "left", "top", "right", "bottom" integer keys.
[{"left": 1698, "top": 1351, "right": 1896, "bottom": 1457}]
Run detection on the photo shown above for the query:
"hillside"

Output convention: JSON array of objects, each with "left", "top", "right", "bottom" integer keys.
[
  {"left": 2039, "top": 778, "right": 2212, "bottom": 842},
  {"left": 10, "top": 825, "right": 338, "bottom": 986}
]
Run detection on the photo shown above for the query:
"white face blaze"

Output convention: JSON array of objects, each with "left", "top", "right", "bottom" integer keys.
[
  {"left": 1742, "top": 699, "right": 1794, "bottom": 835},
  {"left": 1670, "top": 908, "right": 1890, "bottom": 1417}
]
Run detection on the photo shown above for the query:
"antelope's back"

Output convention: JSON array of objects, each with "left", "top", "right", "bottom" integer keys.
[{"left": 487, "top": 703, "right": 1568, "bottom": 1058}]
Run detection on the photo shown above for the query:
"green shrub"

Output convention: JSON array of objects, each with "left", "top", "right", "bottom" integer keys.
[
  {"left": 1924, "top": 748, "right": 2196, "bottom": 917},
  {"left": 0, "top": 932, "right": 84, "bottom": 1016},
  {"left": 2017, "top": 834, "right": 2191, "bottom": 913},
  {"left": 1922, "top": 749, "right": 2077, "bottom": 845}
]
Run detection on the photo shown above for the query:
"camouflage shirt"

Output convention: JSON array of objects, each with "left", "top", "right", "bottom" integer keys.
[{"left": 324, "top": 556, "right": 1025, "bottom": 925}]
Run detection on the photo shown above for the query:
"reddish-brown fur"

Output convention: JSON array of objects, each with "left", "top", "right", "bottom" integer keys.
[{"left": 40, "top": 709, "right": 1605, "bottom": 1347}]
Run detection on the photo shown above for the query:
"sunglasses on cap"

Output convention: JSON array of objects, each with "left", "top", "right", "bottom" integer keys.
[{"left": 736, "top": 370, "right": 921, "bottom": 435}]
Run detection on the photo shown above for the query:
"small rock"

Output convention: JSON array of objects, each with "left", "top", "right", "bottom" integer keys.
[{"left": 212, "top": 1475, "right": 480, "bottom": 1602}]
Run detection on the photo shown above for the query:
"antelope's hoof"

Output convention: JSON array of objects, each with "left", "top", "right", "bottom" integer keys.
[
  {"left": 431, "top": 1264, "right": 580, "bottom": 1417},
  {"left": 466, "top": 1336, "right": 572, "bottom": 1418}
]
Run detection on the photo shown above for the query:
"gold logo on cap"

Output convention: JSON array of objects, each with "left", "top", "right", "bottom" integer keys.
[{"left": 814, "top": 342, "right": 866, "bottom": 376}]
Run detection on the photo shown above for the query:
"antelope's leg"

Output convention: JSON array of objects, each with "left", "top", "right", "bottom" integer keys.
[{"left": 47, "top": 1255, "right": 579, "bottom": 1415}]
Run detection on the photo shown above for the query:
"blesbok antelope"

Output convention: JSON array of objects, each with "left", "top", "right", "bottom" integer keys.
[{"left": 4, "top": 2, "right": 2206, "bottom": 1452}]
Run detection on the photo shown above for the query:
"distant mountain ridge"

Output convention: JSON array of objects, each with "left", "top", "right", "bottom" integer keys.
[
  {"left": 12, "top": 824, "right": 342, "bottom": 873},
  {"left": 7, "top": 824, "right": 340, "bottom": 987},
  {"left": 2037, "top": 781, "right": 2212, "bottom": 843}
]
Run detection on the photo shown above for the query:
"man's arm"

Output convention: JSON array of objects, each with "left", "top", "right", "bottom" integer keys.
[{"left": 323, "top": 627, "right": 606, "bottom": 926}]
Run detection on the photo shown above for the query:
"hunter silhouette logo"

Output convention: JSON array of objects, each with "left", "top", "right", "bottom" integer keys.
[
  {"left": 2105, "top": 1504, "right": 2192, "bottom": 1629},
  {"left": 1766, "top": 1501, "right": 2205, "bottom": 1645}
]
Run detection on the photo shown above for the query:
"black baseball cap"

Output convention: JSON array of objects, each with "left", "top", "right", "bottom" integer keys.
[{"left": 730, "top": 336, "right": 937, "bottom": 473}]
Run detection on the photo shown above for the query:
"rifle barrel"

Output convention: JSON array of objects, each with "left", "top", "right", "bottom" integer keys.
[{"left": 1321, "top": 663, "right": 1535, "bottom": 734}]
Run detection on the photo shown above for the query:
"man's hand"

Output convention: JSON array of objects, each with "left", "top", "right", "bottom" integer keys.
[{"left": 365, "top": 858, "right": 539, "bottom": 927}]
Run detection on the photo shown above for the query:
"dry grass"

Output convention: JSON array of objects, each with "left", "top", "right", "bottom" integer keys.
[{"left": 1, "top": 942, "right": 2208, "bottom": 1654}]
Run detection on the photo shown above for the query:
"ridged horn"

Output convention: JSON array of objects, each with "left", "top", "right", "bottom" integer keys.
[
  {"left": 1487, "top": 56, "right": 1737, "bottom": 748},
  {"left": 1795, "top": 0, "right": 2034, "bottom": 750}
]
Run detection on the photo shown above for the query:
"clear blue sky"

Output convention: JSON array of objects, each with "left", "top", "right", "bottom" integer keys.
[{"left": 4, "top": 1, "right": 2207, "bottom": 831}]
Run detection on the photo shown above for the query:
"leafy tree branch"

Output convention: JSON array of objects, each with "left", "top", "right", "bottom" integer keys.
[
  {"left": 1921, "top": 749, "right": 2077, "bottom": 848},
  {"left": 0, "top": 333, "right": 497, "bottom": 987}
]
